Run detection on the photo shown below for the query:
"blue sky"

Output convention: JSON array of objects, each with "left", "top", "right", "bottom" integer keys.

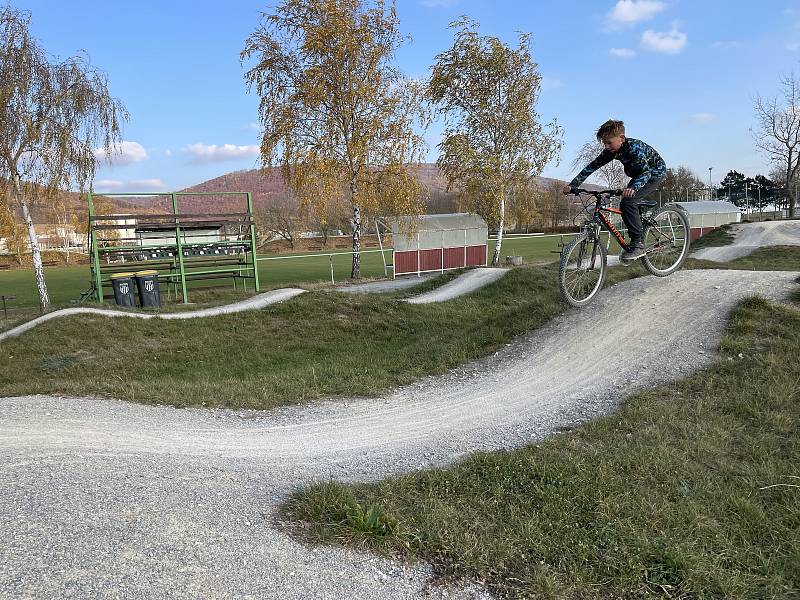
[{"left": 10, "top": 0, "right": 800, "bottom": 191}]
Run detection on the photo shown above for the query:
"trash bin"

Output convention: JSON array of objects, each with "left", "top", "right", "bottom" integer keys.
[
  {"left": 135, "top": 270, "right": 161, "bottom": 308},
  {"left": 110, "top": 272, "right": 137, "bottom": 307}
]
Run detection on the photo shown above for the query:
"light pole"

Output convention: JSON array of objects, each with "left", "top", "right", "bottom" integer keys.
[
  {"left": 708, "top": 167, "right": 713, "bottom": 200},
  {"left": 757, "top": 183, "right": 762, "bottom": 221},
  {"left": 744, "top": 181, "right": 749, "bottom": 216}
]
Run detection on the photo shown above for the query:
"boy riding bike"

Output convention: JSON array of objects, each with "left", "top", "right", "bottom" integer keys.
[{"left": 563, "top": 119, "right": 666, "bottom": 262}]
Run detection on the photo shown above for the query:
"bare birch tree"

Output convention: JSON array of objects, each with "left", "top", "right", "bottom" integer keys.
[
  {"left": 0, "top": 7, "right": 127, "bottom": 311},
  {"left": 571, "top": 139, "right": 628, "bottom": 190},
  {"left": 242, "top": 0, "right": 429, "bottom": 278},
  {"left": 752, "top": 71, "right": 800, "bottom": 218},
  {"left": 428, "top": 18, "right": 562, "bottom": 265}
]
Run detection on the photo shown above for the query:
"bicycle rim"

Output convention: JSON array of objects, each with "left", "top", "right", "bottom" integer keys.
[
  {"left": 559, "top": 234, "right": 607, "bottom": 307},
  {"left": 642, "top": 207, "right": 691, "bottom": 276}
]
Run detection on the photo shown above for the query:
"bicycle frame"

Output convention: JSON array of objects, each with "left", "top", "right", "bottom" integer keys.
[
  {"left": 565, "top": 190, "right": 628, "bottom": 272},
  {"left": 589, "top": 201, "right": 628, "bottom": 248}
]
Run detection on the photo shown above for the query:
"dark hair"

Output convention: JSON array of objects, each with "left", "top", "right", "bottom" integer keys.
[{"left": 596, "top": 119, "right": 625, "bottom": 141}]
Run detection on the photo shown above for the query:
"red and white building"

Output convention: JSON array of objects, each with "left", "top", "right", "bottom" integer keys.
[{"left": 389, "top": 213, "right": 488, "bottom": 277}]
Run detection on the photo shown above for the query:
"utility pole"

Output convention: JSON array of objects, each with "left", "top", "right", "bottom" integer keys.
[{"left": 708, "top": 167, "right": 713, "bottom": 200}]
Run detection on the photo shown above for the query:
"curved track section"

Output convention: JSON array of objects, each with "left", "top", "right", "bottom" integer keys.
[
  {"left": 0, "top": 288, "right": 306, "bottom": 342},
  {"left": 692, "top": 220, "right": 800, "bottom": 262},
  {"left": 406, "top": 268, "right": 508, "bottom": 304}
]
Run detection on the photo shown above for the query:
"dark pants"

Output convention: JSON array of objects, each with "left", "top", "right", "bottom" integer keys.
[{"left": 620, "top": 176, "right": 666, "bottom": 246}]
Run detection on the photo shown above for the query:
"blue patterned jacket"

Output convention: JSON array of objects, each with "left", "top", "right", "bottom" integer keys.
[{"left": 569, "top": 137, "right": 666, "bottom": 192}]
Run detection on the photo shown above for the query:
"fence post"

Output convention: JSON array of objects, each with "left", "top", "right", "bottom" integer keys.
[
  {"left": 441, "top": 230, "right": 444, "bottom": 274},
  {"left": 246, "top": 192, "right": 260, "bottom": 292},
  {"left": 87, "top": 192, "right": 104, "bottom": 303},
  {"left": 330, "top": 254, "right": 334, "bottom": 284},
  {"left": 171, "top": 193, "right": 188, "bottom": 304},
  {"left": 417, "top": 232, "right": 421, "bottom": 277},
  {"left": 463, "top": 229, "right": 467, "bottom": 267}
]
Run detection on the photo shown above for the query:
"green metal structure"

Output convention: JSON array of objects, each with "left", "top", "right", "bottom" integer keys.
[{"left": 86, "top": 191, "right": 260, "bottom": 304}]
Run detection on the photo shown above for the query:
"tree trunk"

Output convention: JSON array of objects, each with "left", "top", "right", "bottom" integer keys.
[
  {"left": 491, "top": 193, "right": 505, "bottom": 267},
  {"left": 350, "top": 179, "right": 361, "bottom": 279},
  {"left": 13, "top": 174, "right": 50, "bottom": 312},
  {"left": 351, "top": 202, "right": 361, "bottom": 279}
]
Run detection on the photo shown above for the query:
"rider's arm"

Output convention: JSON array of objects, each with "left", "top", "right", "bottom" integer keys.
[{"left": 568, "top": 150, "right": 614, "bottom": 189}]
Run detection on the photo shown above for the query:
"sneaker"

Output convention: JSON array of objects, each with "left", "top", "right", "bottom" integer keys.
[{"left": 619, "top": 242, "right": 645, "bottom": 263}]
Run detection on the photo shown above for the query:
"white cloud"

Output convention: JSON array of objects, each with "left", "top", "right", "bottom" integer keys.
[
  {"left": 94, "top": 179, "right": 125, "bottom": 190},
  {"left": 184, "top": 143, "right": 260, "bottom": 164},
  {"left": 610, "top": 47, "right": 637, "bottom": 58},
  {"left": 165, "top": 149, "right": 173, "bottom": 157},
  {"left": 641, "top": 23, "right": 687, "bottom": 54},
  {"left": 418, "top": 0, "right": 457, "bottom": 6},
  {"left": 690, "top": 112, "right": 715, "bottom": 123},
  {"left": 607, "top": 0, "right": 665, "bottom": 27},
  {"left": 786, "top": 41, "right": 800, "bottom": 52},
  {"left": 93, "top": 178, "right": 167, "bottom": 192},
  {"left": 93, "top": 141, "right": 148, "bottom": 166},
  {"left": 130, "top": 179, "right": 167, "bottom": 192}
]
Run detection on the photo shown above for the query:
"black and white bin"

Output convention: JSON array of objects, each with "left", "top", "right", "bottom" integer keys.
[
  {"left": 110, "top": 272, "right": 136, "bottom": 307},
  {"left": 135, "top": 270, "right": 161, "bottom": 308}
]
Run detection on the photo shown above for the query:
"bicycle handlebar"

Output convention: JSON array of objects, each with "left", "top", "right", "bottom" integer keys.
[{"left": 569, "top": 188, "right": 624, "bottom": 197}]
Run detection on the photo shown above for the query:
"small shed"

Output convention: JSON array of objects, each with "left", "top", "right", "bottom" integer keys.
[
  {"left": 388, "top": 213, "right": 488, "bottom": 277},
  {"left": 674, "top": 201, "right": 741, "bottom": 241}
]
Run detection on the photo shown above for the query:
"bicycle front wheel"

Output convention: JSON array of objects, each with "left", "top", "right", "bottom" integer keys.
[
  {"left": 641, "top": 206, "right": 691, "bottom": 276},
  {"left": 559, "top": 233, "right": 607, "bottom": 307}
]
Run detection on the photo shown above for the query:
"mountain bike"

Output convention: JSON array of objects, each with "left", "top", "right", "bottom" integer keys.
[{"left": 558, "top": 188, "right": 691, "bottom": 307}]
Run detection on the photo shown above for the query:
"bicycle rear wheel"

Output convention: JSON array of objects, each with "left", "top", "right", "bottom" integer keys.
[
  {"left": 641, "top": 206, "right": 691, "bottom": 276},
  {"left": 559, "top": 233, "right": 607, "bottom": 307}
]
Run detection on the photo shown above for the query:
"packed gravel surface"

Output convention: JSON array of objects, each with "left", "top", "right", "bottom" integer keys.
[
  {"left": 0, "top": 288, "right": 307, "bottom": 343},
  {"left": 334, "top": 273, "right": 437, "bottom": 294},
  {"left": 406, "top": 268, "right": 508, "bottom": 304},
  {"left": 691, "top": 220, "right": 800, "bottom": 261},
  {"left": 1, "top": 269, "right": 798, "bottom": 599}
]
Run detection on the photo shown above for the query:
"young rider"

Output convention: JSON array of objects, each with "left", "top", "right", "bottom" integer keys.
[{"left": 563, "top": 119, "right": 666, "bottom": 262}]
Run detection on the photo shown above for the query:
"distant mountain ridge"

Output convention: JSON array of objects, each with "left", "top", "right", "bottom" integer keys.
[
  {"left": 4, "top": 166, "right": 575, "bottom": 220},
  {"left": 179, "top": 164, "right": 571, "bottom": 214}
]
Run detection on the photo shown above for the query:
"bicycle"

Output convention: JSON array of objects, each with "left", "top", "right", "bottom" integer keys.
[{"left": 558, "top": 188, "right": 691, "bottom": 307}]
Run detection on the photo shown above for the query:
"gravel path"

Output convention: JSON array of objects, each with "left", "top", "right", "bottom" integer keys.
[
  {"left": 334, "top": 273, "right": 437, "bottom": 294},
  {"left": 691, "top": 220, "right": 800, "bottom": 261},
  {"left": 406, "top": 268, "right": 508, "bottom": 304},
  {"left": 1, "top": 268, "right": 796, "bottom": 599},
  {"left": 0, "top": 288, "right": 306, "bottom": 343}
]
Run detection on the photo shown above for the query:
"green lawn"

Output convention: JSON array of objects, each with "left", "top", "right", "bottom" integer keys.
[
  {"left": 0, "top": 249, "right": 396, "bottom": 310},
  {"left": 0, "top": 236, "right": 567, "bottom": 310}
]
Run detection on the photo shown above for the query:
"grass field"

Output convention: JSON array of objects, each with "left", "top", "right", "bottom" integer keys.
[{"left": 0, "top": 235, "right": 571, "bottom": 311}]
